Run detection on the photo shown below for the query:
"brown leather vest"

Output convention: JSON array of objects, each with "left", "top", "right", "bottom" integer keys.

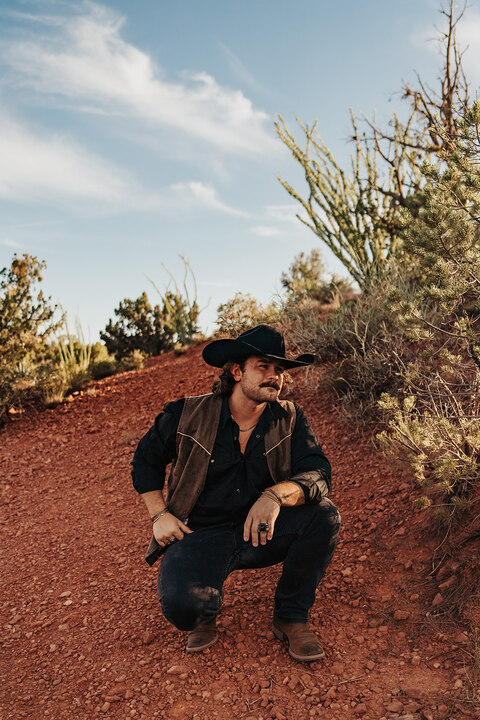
[{"left": 145, "top": 393, "right": 296, "bottom": 565}]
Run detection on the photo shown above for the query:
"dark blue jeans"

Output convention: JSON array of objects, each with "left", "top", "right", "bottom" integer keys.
[{"left": 157, "top": 499, "right": 340, "bottom": 629}]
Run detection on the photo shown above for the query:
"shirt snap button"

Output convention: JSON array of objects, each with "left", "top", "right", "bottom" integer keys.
[{"left": 256, "top": 434, "right": 260, "bottom": 438}]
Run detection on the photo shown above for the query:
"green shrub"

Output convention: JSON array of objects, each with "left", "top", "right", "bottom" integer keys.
[
  {"left": 215, "top": 292, "right": 280, "bottom": 337},
  {"left": 118, "top": 349, "right": 145, "bottom": 371}
]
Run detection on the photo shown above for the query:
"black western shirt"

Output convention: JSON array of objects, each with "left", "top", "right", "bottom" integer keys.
[{"left": 131, "top": 396, "right": 331, "bottom": 528}]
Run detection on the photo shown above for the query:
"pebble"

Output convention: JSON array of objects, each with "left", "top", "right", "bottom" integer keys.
[
  {"left": 431, "top": 593, "right": 443, "bottom": 607},
  {"left": 387, "top": 700, "right": 404, "bottom": 712},
  {"left": 393, "top": 610, "right": 410, "bottom": 621},
  {"left": 331, "top": 662, "right": 344, "bottom": 674},
  {"left": 166, "top": 665, "right": 189, "bottom": 675},
  {"left": 142, "top": 630, "right": 155, "bottom": 645}
]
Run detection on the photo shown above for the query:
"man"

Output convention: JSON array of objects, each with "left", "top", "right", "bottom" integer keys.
[{"left": 132, "top": 325, "right": 340, "bottom": 662}]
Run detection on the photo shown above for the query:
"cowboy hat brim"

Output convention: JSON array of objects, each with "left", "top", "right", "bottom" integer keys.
[{"left": 202, "top": 338, "right": 315, "bottom": 369}]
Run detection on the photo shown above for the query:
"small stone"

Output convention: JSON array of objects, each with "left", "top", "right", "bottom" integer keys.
[
  {"left": 341, "top": 567, "right": 352, "bottom": 577},
  {"left": 393, "top": 610, "right": 410, "bottom": 621},
  {"left": 366, "top": 660, "right": 375, "bottom": 670},
  {"left": 166, "top": 664, "right": 188, "bottom": 675},
  {"left": 431, "top": 593, "right": 443, "bottom": 607},
  {"left": 142, "top": 630, "right": 155, "bottom": 645},
  {"left": 354, "top": 703, "right": 368, "bottom": 715},
  {"left": 101, "top": 702, "right": 110, "bottom": 713},
  {"left": 331, "top": 662, "right": 344, "bottom": 674},
  {"left": 63, "top": 599, "right": 73, "bottom": 606},
  {"left": 409, "top": 593, "right": 419, "bottom": 602},
  {"left": 113, "top": 629, "right": 121, "bottom": 640},
  {"left": 454, "top": 678, "right": 463, "bottom": 689},
  {"left": 125, "top": 689, "right": 134, "bottom": 700},
  {"left": 411, "top": 655, "right": 421, "bottom": 666},
  {"left": 59, "top": 591, "right": 72, "bottom": 598},
  {"left": 387, "top": 700, "right": 404, "bottom": 713}
]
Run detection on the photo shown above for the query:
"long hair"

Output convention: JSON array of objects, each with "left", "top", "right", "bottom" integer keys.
[
  {"left": 211, "top": 358, "right": 292, "bottom": 397},
  {"left": 212, "top": 359, "right": 246, "bottom": 397}
]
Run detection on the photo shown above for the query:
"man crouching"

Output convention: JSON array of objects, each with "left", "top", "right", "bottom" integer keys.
[{"left": 131, "top": 325, "right": 340, "bottom": 661}]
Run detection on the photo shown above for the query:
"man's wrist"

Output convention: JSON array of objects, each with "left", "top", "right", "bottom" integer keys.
[
  {"left": 262, "top": 488, "right": 282, "bottom": 507},
  {"left": 151, "top": 508, "right": 169, "bottom": 524}
]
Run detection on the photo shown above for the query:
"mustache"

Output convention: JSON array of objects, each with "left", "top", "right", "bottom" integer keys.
[{"left": 260, "top": 382, "right": 280, "bottom": 390}]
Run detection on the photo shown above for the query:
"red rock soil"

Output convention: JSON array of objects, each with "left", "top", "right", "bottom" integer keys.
[{"left": 1, "top": 344, "right": 478, "bottom": 720}]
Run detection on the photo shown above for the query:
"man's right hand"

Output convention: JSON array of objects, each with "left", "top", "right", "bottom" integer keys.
[{"left": 153, "top": 512, "right": 193, "bottom": 547}]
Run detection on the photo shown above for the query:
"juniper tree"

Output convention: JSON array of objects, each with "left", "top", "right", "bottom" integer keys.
[{"left": 378, "top": 104, "right": 480, "bottom": 545}]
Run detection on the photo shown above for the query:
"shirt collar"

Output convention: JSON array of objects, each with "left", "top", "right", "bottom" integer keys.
[{"left": 220, "top": 396, "right": 287, "bottom": 428}]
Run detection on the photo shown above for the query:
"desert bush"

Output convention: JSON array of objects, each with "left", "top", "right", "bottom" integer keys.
[
  {"left": 102, "top": 259, "right": 200, "bottom": 360},
  {"left": 118, "top": 349, "right": 145, "bottom": 372},
  {"left": 0, "top": 254, "right": 63, "bottom": 420},
  {"left": 377, "top": 105, "right": 480, "bottom": 549},
  {"left": 101, "top": 292, "right": 173, "bottom": 360},
  {"left": 281, "top": 278, "right": 422, "bottom": 423},
  {"left": 215, "top": 292, "right": 280, "bottom": 337},
  {"left": 281, "top": 249, "right": 355, "bottom": 306}
]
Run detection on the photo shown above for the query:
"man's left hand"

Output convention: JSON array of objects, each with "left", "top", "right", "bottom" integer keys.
[{"left": 244, "top": 495, "right": 281, "bottom": 547}]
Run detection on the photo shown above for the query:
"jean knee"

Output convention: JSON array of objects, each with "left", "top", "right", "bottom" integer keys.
[
  {"left": 159, "top": 583, "right": 222, "bottom": 631},
  {"left": 311, "top": 499, "right": 341, "bottom": 544}
]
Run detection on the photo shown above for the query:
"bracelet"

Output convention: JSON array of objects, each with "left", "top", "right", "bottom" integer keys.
[
  {"left": 262, "top": 488, "right": 282, "bottom": 507},
  {"left": 151, "top": 508, "right": 169, "bottom": 524}
]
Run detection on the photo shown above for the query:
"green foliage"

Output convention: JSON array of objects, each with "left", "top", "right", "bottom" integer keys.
[
  {"left": 281, "top": 249, "right": 355, "bottom": 304},
  {"left": 282, "top": 280, "right": 417, "bottom": 423},
  {"left": 102, "top": 257, "right": 200, "bottom": 360},
  {"left": 118, "top": 349, "right": 145, "bottom": 372},
  {"left": 275, "top": 4, "right": 469, "bottom": 290},
  {"left": 377, "top": 105, "right": 480, "bottom": 534},
  {"left": 276, "top": 113, "right": 412, "bottom": 289},
  {"left": 215, "top": 292, "right": 280, "bottom": 337},
  {"left": 101, "top": 292, "right": 172, "bottom": 360},
  {"left": 0, "top": 253, "right": 61, "bottom": 366}
]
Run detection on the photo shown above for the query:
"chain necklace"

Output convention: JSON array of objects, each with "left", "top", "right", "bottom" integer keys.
[{"left": 238, "top": 422, "right": 257, "bottom": 432}]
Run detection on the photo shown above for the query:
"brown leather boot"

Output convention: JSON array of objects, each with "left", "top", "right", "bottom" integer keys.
[
  {"left": 272, "top": 618, "right": 325, "bottom": 661},
  {"left": 186, "top": 619, "right": 218, "bottom": 653}
]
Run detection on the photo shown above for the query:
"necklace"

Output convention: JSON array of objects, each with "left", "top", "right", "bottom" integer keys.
[{"left": 238, "top": 422, "right": 257, "bottom": 432}]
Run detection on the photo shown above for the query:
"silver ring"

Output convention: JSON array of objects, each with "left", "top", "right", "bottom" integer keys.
[
  {"left": 257, "top": 522, "right": 269, "bottom": 533},
  {"left": 167, "top": 538, "right": 176, "bottom": 544}
]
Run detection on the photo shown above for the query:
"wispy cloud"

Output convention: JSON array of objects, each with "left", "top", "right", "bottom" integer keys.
[
  {"left": 1, "top": 2, "right": 276, "bottom": 156},
  {"left": 251, "top": 225, "right": 281, "bottom": 237},
  {"left": 220, "top": 43, "right": 264, "bottom": 94},
  {"left": 0, "top": 109, "right": 244, "bottom": 215},
  {"left": 265, "top": 204, "right": 303, "bottom": 224},
  {"left": 0, "top": 110, "right": 134, "bottom": 207},
  {"left": 167, "top": 182, "right": 245, "bottom": 216}
]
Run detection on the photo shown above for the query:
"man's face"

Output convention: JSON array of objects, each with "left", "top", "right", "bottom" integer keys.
[{"left": 233, "top": 356, "right": 285, "bottom": 404}]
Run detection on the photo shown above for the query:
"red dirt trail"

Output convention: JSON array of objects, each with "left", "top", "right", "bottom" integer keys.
[{"left": 0, "top": 345, "right": 477, "bottom": 720}]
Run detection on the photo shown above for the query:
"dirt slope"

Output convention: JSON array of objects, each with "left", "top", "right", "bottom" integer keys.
[{"left": 0, "top": 345, "right": 477, "bottom": 720}]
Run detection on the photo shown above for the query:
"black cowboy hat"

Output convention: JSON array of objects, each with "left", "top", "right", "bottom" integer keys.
[{"left": 202, "top": 325, "right": 315, "bottom": 369}]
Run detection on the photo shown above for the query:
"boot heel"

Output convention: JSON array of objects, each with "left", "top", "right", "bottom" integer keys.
[{"left": 272, "top": 624, "right": 287, "bottom": 641}]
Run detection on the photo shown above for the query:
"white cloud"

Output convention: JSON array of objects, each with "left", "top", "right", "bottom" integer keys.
[
  {"left": 0, "top": 110, "right": 243, "bottom": 215},
  {"left": 2, "top": 2, "right": 276, "bottom": 156},
  {"left": 265, "top": 204, "right": 303, "bottom": 223},
  {"left": 0, "top": 111, "right": 133, "bottom": 207},
  {"left": 167, "top": 182, "right": 244, "bottom": 216},
  {"left": 251, "top": 225, "right": 281, "bottom": 237}
]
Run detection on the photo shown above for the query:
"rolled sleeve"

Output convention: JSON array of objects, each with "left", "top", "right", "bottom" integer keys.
[
  {"left": 131, "top": 399, "right": 184, "bottom": 494},
  {"left": 289, "top": 403, "right": 331, "bottom": 504}
]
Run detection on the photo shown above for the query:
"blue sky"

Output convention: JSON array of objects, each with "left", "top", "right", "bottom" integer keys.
[{"left": 1, "top": 0, "right": 480, "bottom": 340}]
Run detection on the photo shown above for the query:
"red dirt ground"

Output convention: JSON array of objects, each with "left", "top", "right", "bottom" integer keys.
[{"left": 1, "top": 344, "right": 478, "bottom": 720}]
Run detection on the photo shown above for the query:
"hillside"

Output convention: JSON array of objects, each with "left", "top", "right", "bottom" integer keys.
[{"left": 0, "top": 344, "right": 476, "bottom": 720}]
